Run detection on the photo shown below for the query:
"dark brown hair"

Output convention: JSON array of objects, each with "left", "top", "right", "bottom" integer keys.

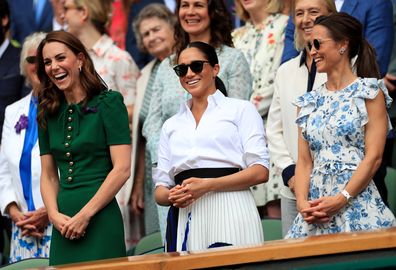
[
  {"left": 315, "top": 13, "right": 380, "bottom": 79},
  {"left": 36, "top": 30, "right": 107, "bottom": 127},
  {"left": 177, "top": 41, "right": 227, "bottom": 96},
  {"left": 173, "top": 0, "right": 233, "bottom": 61}
]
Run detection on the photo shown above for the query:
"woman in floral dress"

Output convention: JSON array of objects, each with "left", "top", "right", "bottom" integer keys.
[
  {"left": 232, "top": 0, "right": 288, "bottom": 218},
  {"left": 286, "top": 13, "right": 396, "bottom": 238}
]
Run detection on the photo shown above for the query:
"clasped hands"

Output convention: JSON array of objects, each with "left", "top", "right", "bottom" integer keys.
[
  {"left": 298, "top": 194, "right": 347, "bottom": 224},
  {"left": 12, "top": 207, "right": 49, "bottom": 238},
  {"left": 168, "top": 177, "right": 209, "bottom": 208},
  {"left": 50, "top": 211, "right": 90, "bottom": 240}
]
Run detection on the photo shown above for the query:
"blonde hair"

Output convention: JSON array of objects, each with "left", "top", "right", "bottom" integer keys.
[
  {"left": 74, "top": 0, "right": 113, "bottom": 34},
  {"left": 292, "top": 0, "right": 337, "bottom": 51},
  {"left": 235, "top": 0, "right": 284, "bottom": 22}
]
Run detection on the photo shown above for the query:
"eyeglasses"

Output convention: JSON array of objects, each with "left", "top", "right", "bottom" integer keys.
[
  {"left": 25, "top": 56, "right": 37, "bottom": 64},
  {"left": 307, "top": 38, "right": 333, "bottom": 51},
  {"left": 173, "top": 60, "right": 210, "bottom": 77}
]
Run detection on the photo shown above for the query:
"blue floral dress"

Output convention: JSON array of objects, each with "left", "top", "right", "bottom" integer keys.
[{"left": 286, "top": 78, "right": 396, "bottom": 238}]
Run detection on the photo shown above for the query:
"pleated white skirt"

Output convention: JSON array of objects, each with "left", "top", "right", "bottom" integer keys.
[{"left": 176, "top": 189, "right": 264, "bottom": 251}]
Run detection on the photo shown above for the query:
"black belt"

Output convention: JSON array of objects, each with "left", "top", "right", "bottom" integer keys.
[
  {"left": 166, "top": 167, "right": 240, "bottom": 252},
  {"left": 174, "top": 167, "right": 241, "bottom": 185}
]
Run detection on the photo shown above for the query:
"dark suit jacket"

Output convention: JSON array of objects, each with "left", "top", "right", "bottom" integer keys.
[
  {"left": 8, "top": 0, "right": 53, "bottom": 43},
  {"left": 0, "top": 42, "right": 26, "bottom": 142},
  {"left": 281, "top": 0, "right": 394, "bottom": 77}
]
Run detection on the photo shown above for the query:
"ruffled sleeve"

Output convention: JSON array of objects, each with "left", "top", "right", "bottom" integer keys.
[
  {"left": 294, "top": 90, "right": 320, "bottom": 128},
  {"left": 99, "top": 90, "right": 131, "bottom": 145},
  {"left": 353, "top": 78, "right": 393, "bottom": 128}
]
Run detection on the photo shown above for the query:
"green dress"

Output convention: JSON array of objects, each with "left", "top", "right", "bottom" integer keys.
[{"left": 38, "top": 90, "right": 131, "bottom": 265}]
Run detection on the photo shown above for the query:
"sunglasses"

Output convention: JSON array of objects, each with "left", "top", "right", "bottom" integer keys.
[
  {"left": 173, "top": 60, "right": 210, "bottom": 77},
  {"left": 307, "top": 38, "right": 332, "bottom": 51},
  {"left": 25, "top": 56, "right": 37, "bottom": 64}
]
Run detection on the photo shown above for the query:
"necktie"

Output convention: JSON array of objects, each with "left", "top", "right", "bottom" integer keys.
[{"left": 35, "top": 0, "right": 45, "bottom": 25}]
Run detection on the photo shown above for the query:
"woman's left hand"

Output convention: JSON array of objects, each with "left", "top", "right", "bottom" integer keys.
[
  {"left": 16, "top": 207, "right": 49, "bottom": 238},
  {"left": 302, "top": 194, "right": 347, "bottom": 223},
  {"left": 61, "top": 211, "right": 91, "bottom": 240}
]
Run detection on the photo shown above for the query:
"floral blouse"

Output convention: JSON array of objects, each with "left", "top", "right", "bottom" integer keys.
[
  {"left": 232, "top": 13, "right": 288, "bottom": 119},
  {"left": 89, "top": 34, "right": 139, "bottom": 106}
]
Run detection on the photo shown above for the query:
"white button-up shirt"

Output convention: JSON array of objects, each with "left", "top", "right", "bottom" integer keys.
[{"left": 154, "top": 90, "right": 269, "bottom": 188}]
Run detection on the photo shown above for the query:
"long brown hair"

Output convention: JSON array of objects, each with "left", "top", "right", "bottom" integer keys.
[
  {"left": 173, "top": 0, "right": 233, "bottom": 62},
  {"left": 315, "top": 13, "right": 380, "bottom": 78},
  {"left": 36, "top": 31, "right": 107, "bottom": 127}
]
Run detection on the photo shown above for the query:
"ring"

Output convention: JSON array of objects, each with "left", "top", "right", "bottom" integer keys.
[{"left": 70, "top": 236, "right": 76, "bottom": 240}]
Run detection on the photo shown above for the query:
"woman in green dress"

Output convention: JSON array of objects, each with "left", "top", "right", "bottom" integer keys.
[{"left": 36, "top": 31, "right": 131, "bottom": 266}]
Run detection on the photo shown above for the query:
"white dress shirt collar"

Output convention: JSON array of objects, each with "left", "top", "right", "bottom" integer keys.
[
  {"left": 182, "top": 90, "right": 226, "bottom": 113},
  {"left": 0, "top": 39, "right": 10, "bottom": 59},
  {"left": 334, "top": 0, "right": 345, "bottom": 11}
]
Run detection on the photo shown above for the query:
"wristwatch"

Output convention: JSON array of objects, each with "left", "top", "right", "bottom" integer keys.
[{"left": 341, "top": 189, "right": 352, "bottom": 203}]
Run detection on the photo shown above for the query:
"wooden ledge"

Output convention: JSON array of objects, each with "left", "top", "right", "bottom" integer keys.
[{"left": 45, "top": 227, "right": 396, "bottom": 270}]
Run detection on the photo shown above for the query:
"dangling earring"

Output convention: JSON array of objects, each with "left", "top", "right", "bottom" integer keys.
[
  {"left": 339, "top": 47, "right": 346, "bottom": 55},
  {"left": 79, "top": 66, "right": 82, "bottom": 72}
]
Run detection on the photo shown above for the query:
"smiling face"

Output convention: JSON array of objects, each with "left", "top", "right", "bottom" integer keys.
[
  {"left": 42, "top": 41, "right": 83, "bottom": 93},
  {"left": 310, "top": 25, "right": 345, "bottom": 73},
  {"left": 295, "top": 0, "right": 330, "bottom": 44},
  {"left": 177, "top": 47, "right": 218, "bottom": 98},
  {"left": 179, "top": 0, "right": 211, "bottom": 42},
  {"left": 139, "top": 17, "right": 175, "bottom": 60}
]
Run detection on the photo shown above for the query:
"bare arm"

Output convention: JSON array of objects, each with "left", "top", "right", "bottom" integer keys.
[
  {"left": 62, "top": 144, "right": 131, "bottom": 239},
  {"left": 131, "top": 139, "right": 145, "bottom": 214},
  {"left": 343, "top": 90, "right": 387, "bottom": 197},
  {"left": 294, "top": 126, "right": 313, "bottom": 212},
  {"left": 155, "top": 185, "right": 171, "bottom": 206},
  {"left": 40, "top": 154, "right": 70, "bottom": 232}
]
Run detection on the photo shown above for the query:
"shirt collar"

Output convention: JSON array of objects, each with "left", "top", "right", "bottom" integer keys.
[
  {"left": 0, "top": 39, "right": 10, "bottom": 59},
  {"left": 299, "top": 49, "right": 307, "bottom": 67},
  {"left": 91, "top": 34, "right": 113, "bottom": 57},
  {"left": 181, "top": 90, "right": 226, "bottom": 113}
]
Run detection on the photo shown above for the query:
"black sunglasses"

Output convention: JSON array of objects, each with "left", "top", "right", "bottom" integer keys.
[
  {"left": 307, "top": 38, "right": 332, "bottom": 51},
  {"left": 173, "top": 60, "right": 210, "bottom": 77},
  {"left": 25, "top": 56, "right": 37, "bottom": 64}
]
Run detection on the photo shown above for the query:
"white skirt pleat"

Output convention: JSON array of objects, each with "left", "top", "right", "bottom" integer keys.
[{"left": 176, "top": 189, "right": 263, "bottom": 251}]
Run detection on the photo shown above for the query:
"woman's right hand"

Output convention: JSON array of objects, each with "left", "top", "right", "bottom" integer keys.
[
  {"left": 131, "top": 181, "right": 145, "bottom": 214},
  {"left": 49, "top": 212, "right": 71, "bottom": 233},
  {"left": 169, "top": 185, "right": 193, "bottom": 208},
  {"left": 7, "top": 203, "right": 26, "bottom": 224},
  {"left": 297, "top": 199, "right": 329, "bottom": 224}
]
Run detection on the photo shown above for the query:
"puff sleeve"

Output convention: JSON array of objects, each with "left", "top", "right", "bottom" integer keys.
[{"left": 99, "top": 90, "right": 131, "bottom": 145}]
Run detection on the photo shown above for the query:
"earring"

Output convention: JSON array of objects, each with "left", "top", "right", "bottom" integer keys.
[
  {"left": 79, "top": 66, "right": 82, "bottom": 72},
  {"left": 339, "top": 47, "right": 346, "bottom": 55}
]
